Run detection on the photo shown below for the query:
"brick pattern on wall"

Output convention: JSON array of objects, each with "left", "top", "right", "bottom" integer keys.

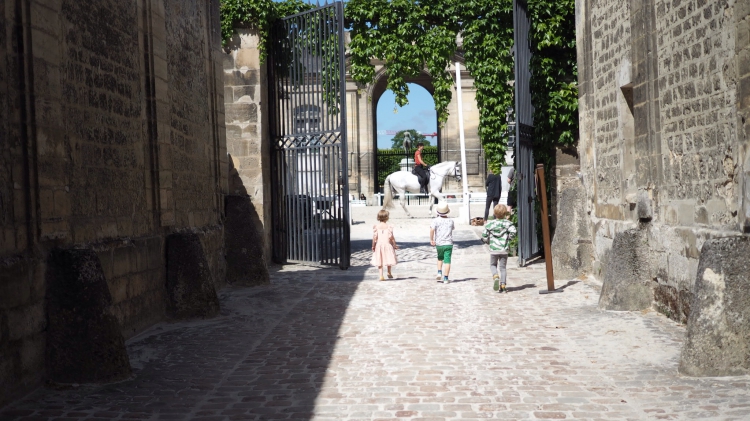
[
  {"left": 0, "top": 0, "right": 227, "bottom": 406},
  {"left": 591, "top": 0, "right": 631, "bottom": 205},
  {"left": 656, "top": 0, "right": 738, "bottom": 227},
  {"left": 165, "top": 0, "right": 216, "bottom": 229},
  {"left": 61, "top": 0, "right": 151, "bottom": 242}
]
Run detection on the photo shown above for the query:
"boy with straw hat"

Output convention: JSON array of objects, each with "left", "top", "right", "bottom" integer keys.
[{"left": 430, "top": 202, "right": 455, "bottom": 283}]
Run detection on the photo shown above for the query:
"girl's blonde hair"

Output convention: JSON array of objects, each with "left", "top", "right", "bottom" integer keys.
[
  {"left": 493, "top": 204, "right": 510, "bottom": 219},
  {"left": 377, "top": 209, "right": 390, "bottom": 222}
]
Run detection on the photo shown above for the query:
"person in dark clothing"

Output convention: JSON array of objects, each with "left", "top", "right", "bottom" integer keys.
[
  {"left": 506, "top": 167, "right": 517, "bottom": 210},
  {"left": 484, "top": 167, "right": 502, "bottom": 220},
  {"left": 414, "top": 142, "right": 429, "bottom": 194}
]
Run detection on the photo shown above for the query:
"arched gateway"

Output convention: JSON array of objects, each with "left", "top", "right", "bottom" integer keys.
[{"left": 344, "top": 54, "right": 486, "bottom": 203}]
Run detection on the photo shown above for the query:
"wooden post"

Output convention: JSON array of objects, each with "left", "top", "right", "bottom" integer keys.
[{"left": 536, "top": 164, "right": 560, "bottom": 294}]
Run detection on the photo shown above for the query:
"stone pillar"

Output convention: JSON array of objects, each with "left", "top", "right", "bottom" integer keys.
[
  {"left": 45, "top": 248, "right": 131, "bottom": 383},
  {"left": 597, "top": 228, "right": 653, "bottom": 311},
  {"left": 679, "top": 237, "right": 750, "bottom": 376},
  {"left": 224, "top": 29, "right": 272, "bottom": 264},
  {"left": 551, "top": 146, "right": 593, "bottom": 279},
  {"left": 225, "top": 195, "right": 270, "bottom": 286},
  {"left": 165, "top": 232, "right": 220, "bottom": 319}
]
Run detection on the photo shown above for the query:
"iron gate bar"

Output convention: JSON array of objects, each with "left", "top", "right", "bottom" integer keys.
[
  {"left": 268, "top": 1, "right": 350, "bottom": 268},
  {"left": 513, "top": 0, "right": 540, "bottom": 266}
]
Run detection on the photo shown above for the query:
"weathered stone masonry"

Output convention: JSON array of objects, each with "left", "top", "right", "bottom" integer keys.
[
  {"left": 0, "top": 0, "right": 226, "bottom": 405},
  {"left": 561, "top": 0, "right": 750, "bottom": 375}
]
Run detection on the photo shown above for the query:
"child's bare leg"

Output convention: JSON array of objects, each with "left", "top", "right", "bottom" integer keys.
[
  {"left": 437, "top": 260, "right": 443, "bottom": 272},
  {"left": 442, "top": 263, "right": 451, "bottom": 277},
  {"left": 387, "top": 266, "right": 392, "bottom": 276},
  {"left": 378, "top": 265, "right": 384, "bottom": 279}
]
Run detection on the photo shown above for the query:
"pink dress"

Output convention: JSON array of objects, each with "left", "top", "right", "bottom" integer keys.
[{"left": 371, "top": 224, "right": 398, "bottom": 267}]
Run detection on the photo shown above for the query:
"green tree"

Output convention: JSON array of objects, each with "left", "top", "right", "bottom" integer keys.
[
  {"left": 345, "top": 0, "right": 577, "bottom": 175},
  {"left": 219, "top": 0, "right": 312, "bottom": 54},
  {"left": 219, "top": 0, "right": 577, "bottom": 179},
  {"left": 391, "top": 130, "right": 428, "bottom": 150}
]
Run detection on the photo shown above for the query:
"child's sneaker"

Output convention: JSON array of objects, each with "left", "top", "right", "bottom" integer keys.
[
  {"left": 442, "top": 276, "right": 450, "bottom": 284},
  {"left": 435, "top": 273, "right": 442, "bottom": 280},
  {"left": 500, "top": 283, "right": 507, "bottom": 293},
  {"left": 492, "top": 276, "right": 500, "bottom": 291}
]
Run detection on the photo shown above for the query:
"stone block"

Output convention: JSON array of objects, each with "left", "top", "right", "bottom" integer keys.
[
  {"left": 45, "top": 248, "right": 131, "bottom": 383},
  {"left": 223, "top": 53, "right": 235, "bottom": 71},
  {"left": 233, "top": 85, "right": 256, "bottom": 102},
  {"left": 39, "top": 189, "right": 54, "bottom": 219},
  {"left": 679, "top": 237, "right": 750, "bottom": 376},
  {"left": 225, "top": 69, "right": 259, "bottom": 87},
  {"left": 551, "top": 184, "right": 593, "bottom": 280},
  {"left": 7, "top": 302, "right": 45, "bottom": 341},
  {"left": 0, "top": 260, "right": 32, "bottom": 310},
  {"left": 237, "top": 29, "right": 261, "bottom": 49},
  {"left": 225, "top": 103, "right": 257, "bottom": 124},
  {"left": 112, "top": 246, "right": 132, "bottom": 278},
  {"left": 165, "top": 232, "right": 220, "bottom": 319},
  {"left": 30, "top": 27, "right": 60, "bottom": 64},
  {"left": 235, "top": 48, "right": 259, "bottom": 70},
  {"left": 598, "top": 228, "right": 653, "bottom": 311},
  {"left": 695, "top": 206, "right": 709, "bottom": 224},
  {"left": 54, "top": 189, "right": 70, "bottom": 217},
  {"left": 20, "top": 333, "right": 45, "bottom": 375},
  {"left": 108, "top": 276, "right": 129, "bottom": 304},
  {"left": 225, "top": 195, "right": 270, "bottom": 287},
  {"left": 127, "top": 273, "right": 152, "bottom": 299},
  {"left": 153, "top": 55, "right": 168, "bottom": 81}
]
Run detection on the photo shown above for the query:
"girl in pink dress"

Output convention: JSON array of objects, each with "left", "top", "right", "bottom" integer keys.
[{"left": 371, "top": 210, "right": 399, "bottom": 280}]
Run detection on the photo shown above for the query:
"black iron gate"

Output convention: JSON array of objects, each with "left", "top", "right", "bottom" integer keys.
[
  {"left": 513, "top": 0, "right": 540, "bottom": 265},
  {"left": 268, "top": 1, "right": 350, "bottom": 268}
]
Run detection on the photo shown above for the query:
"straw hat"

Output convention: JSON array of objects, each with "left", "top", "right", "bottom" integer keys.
[{"left": 436, "top": 202, "right": 450, "bottom": 215}]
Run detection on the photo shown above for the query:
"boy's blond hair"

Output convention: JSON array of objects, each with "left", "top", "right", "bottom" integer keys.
[
  {"left": 493, "top": 204, "right": 510, "bottom": 220},
  {"left": 377, "top": 209, "right": 390, "bottom": 222}
]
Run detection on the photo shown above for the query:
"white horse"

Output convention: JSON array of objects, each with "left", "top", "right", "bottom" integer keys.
[{"left": 382, "top": 161, "right": 462, "bottom": 217}]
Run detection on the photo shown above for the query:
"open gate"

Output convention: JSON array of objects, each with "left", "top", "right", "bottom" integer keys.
[
  {"left": 268, "top": 1, "right": 350, "bottom": 268},
  {"left": 513, "top": 0, "right": 540, "bottom": 265}
]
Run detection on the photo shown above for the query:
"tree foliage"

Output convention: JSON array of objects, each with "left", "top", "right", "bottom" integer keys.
[
  {"left": 219, "top": 0, "right": 312, "bottom": 55},
  {"left": 391, "top": 130, "right": 428, "bottom": 149},
  {"left": 219, "top": 0, "right": 577, "bottom": 173},
  {"left": 345, "top": 0, "right": 577, "bottom": 172}
]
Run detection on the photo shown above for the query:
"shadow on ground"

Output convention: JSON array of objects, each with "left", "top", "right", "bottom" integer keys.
[{"left": 0, "top": 230, "right": 441, "bottom": 419}]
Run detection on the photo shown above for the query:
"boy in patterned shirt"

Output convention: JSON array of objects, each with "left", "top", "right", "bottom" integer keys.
[
  {"left": 430, "top": 202, "right": 455, "bottom": 284},
  {"left": 481, "top": 204, "right": 517, "bottom": 293}
]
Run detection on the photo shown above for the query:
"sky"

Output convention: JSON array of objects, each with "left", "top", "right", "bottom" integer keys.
[{"left": 376, "top": 83, "right": 437, "bottom": 149}]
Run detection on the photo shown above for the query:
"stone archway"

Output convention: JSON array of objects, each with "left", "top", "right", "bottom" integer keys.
[
  {"left": 370, "top": 72, "right": 440, "bottom": 194},
  {"left": 344, "top": 58, "right": 485, "bottom": 203}
]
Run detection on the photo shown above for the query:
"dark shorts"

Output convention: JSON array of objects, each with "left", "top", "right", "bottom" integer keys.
[{"left": 436, "top": 245, "right": 453, "bottom": 264}]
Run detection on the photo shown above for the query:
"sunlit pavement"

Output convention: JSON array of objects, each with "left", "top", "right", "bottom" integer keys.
[{"left": 2, "top": 205, "right": 750, "bottom": 420}]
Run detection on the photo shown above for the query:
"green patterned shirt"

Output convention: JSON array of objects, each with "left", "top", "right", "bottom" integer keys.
[{"left": 482, "top": 219, "right": 516, "bottom": 253}]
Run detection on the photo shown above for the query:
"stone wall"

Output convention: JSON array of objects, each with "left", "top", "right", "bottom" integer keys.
[
  {"left": 223, "top": 30, "right": 272, "bottom": 266},
  {"left": 569, "top": 0, "right": 749, "bottom": 323},
  {"left": 0, "top": 0, "right": 226, "bottom": 406}
]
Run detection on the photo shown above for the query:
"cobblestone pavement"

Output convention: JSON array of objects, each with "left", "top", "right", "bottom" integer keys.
[{"left": 2, "top": 206, "right": 750, "bottom": 420}]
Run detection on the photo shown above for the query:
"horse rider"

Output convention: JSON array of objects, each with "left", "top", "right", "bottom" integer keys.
[{"left": 414, "top": 142, "right": 429, "bottom": 194}]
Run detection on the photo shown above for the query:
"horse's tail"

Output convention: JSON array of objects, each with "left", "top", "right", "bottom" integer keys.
[{"left": 382, "top": 175, "right": 394, "bottom": 209}]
